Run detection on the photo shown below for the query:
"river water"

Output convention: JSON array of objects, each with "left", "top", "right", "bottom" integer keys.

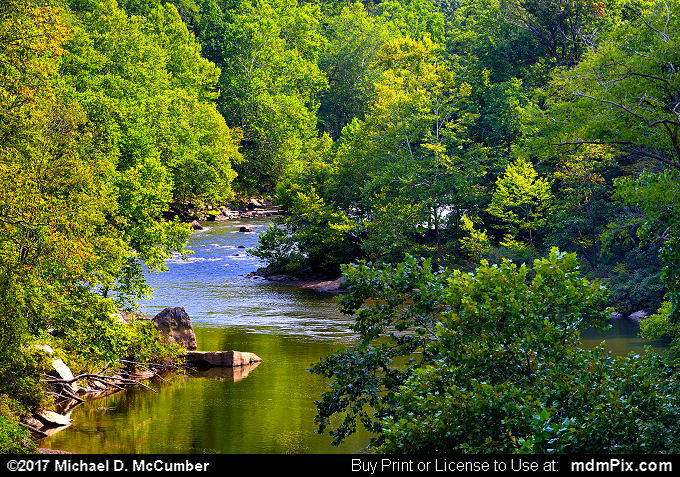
[{"left": 40, "top": 217, "right": 655, "bottom": 454}]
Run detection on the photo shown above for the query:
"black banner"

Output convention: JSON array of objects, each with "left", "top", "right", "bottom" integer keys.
[{"left": 1, "top": 454, "right": 679, "bottom": 474}]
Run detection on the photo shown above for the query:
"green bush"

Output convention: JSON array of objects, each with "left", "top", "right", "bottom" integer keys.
[
  {"left": 0, "top": 395, "right": 35, "bottom": 454},
  {"left": 122, "top": 318, "right": 186, "bottom": 366},
  {"left": 311, "top": 248, "right": 680, "bottom": 453}
]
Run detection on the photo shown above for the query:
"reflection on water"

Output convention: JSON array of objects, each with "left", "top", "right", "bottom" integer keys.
[
  {"left": 41, "top": 218, "right": 368, "bottom": 454},
  {"left": 41, "top": 330, "right": 369, "bottom": 454},
  {"left": 39, "top": 218, "right": 662, "bottom": 454},
  {"left": 190, "top": 361, "right": 261, "bottom": 382},
  {"left": 581, "top": 318, "right": 656, "bottom": 356}
]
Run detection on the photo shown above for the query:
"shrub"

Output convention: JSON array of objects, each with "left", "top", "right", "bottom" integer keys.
[{"left": 311, "top": 248, "right": 680, "bottom": 453}]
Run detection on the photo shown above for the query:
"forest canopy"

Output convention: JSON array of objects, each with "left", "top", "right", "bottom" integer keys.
[{"left": 2, "top": 0, "right": 680, "bottom": 454}]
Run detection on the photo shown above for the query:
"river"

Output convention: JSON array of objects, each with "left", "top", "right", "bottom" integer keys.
[{"left": 39, "top": 217, "right": 655, "bottom": 453}]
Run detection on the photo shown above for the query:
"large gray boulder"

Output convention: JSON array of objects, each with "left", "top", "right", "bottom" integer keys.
[{"left": 152, "top": 307, "right": 198, "bottom": 351}]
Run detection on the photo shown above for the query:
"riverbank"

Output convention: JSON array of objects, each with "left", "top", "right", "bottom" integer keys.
[
  {"left": 246, "top": 268, "right": 346, "bottom": 294},
  {"left": 167, "top": 198, "right": 280, "bottom": 224},
  {"left": 186, "top": 210, "right": 347, "bottom": 294},
  {"left": 30, "top": 307, "right": 261, "bottom": 453},
  {"left": 27, "top": 358, "right": 171, "bottom": 451}
]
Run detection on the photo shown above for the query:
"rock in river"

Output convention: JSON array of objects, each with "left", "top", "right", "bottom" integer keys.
[
  {"left": 629, "top": 310, "right": 650, "bottom": 323},
  {"left": 186, "top": 350, "right": 262, "bottom": 368},
  {"left": 152, "top": 306, "right": 198, "bottom": 351},
  {"left": 36, "top": 410, "right": 72, "bottom": 427}
]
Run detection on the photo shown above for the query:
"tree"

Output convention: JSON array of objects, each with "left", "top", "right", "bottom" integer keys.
[
  {"left": 459, "top": 214, "right": 491, "bottom": 261},
  {"left": 317, "top": 2, "right": 393, "bottom": 139},
  {"left": 0, "top": 0, "right": 146, "bottom": 451},
  {"left": 219, "top": 0, "right": 328, "bottom": 191},
  {"left": 546, "top": 0, "right": 680, "bottom": 169},
  {"left": 312, "top": 249, "right": 680, "bottom": 453},
  {"left": 0, "top": 0, "right": 91, "bottom": 451},
  {"left": 501, "top": 0, "right": 616, "bottom": 67},
  {"left": 487, "top": 157, "right": 554, "bottom": 254},
  {"left": 259, "top": 34, "right": 486, "bottom": 272},
  {"left": 547, "top": 144, "right": 614, "bottom": 268},
  {"left": 311, "top": 248, "right": 680, "bottom": 452},
  {"left": 447, "top": 0, "right": 553, "bottom": 86},
  {"left": 336, "top": 35, "right": 481, "bottom": 264},
  {"left": 538, "top": 0, "right": 680, "bottom": 319},
  {"left": 147, "top": 3, "right": 242, "bottom": 206},
  {"left": 375, "top": 0, "right": 446, "bottom": 44}
]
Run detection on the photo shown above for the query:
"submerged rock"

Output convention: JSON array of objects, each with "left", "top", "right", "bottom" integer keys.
[
  {"left": 152, "top": 306, "right": 198, "bottom": 351},
  {"left": 38, "top": 448, "right": 73, "bottom": 454}
]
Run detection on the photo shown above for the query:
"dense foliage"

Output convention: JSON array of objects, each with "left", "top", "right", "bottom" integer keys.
[
  {"left": 3, "top": 0, "right": 680, "bottom": 455},
  {"left": 0, "top": 0, "right": 236, "bottom": 451},
  {"left": 312, "top": 250, "right": 680, "bottom": 452},
  {"left": 249, "top": 0, "right": 679, "bottom": 326}
]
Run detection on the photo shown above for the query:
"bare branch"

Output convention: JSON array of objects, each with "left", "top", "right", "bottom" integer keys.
[{"left": 41, "top": 372, "right": 158, "bottom": 393}]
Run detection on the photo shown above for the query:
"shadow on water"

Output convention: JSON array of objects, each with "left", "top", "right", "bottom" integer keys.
[{"left": 581, "top": 318, "right": 663, "bottom": 356}]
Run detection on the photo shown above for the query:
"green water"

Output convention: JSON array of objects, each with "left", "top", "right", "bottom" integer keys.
[
  {"left": 41, "top": 218, "right": 369, "bottom": 453},
  {"left": 39, "top": 218, "right": 657, "bottom": 454},
  {"left": 40, "top": 328, "right": 369, "bottom": 453}
]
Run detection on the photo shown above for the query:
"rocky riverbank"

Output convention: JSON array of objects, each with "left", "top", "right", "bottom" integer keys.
[
  {"left": 246, "top": 268, "right": 346, "bottom": 294},
  {"left": 31, "top": 307, "right": 261, "bottom": 451},
  {"left": 167, "top": 198, "right": 280, "bottom": 225},
  {"left": 180, "top": 198, "right": 348, "bottom": 294}
]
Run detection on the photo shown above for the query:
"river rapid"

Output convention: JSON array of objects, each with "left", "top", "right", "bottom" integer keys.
[{"left": 39, "top": 217, "right": 652, "bottom": 453}]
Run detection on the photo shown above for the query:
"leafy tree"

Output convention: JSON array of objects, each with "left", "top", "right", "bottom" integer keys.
[
  {"left": 487, "top": 157, "right": 554, "bottom": 254},
  {"left": 219, "top": 0, "right": 328, "bottom": 191},
  {"left": 333, "top": 35, "right": 481, "bottom": 264},
  {"left": 375, "top": 0, "right": 446, "bottom": 44},
  {"left": 0, "top": 0, "right": 131, "bottom": 451},
  {"left": 545, "top": 0, "right": 680, "bottom": 169},
  {"left": 256, "top": 33, "right": 490, "bottom": 273},
  {"left": 312, "top": 249, "right": 680, "bottom": 453},
  {"left": 535, "top": 0, "right": 679, "bottom": 321},
  {"left": 459, "top": 214, "right": 491, "bottom": 261},
  {"left": 547, "top": 144, "right": 614, "bottom": 267},
  {"left": 470, "top": 77, "right": 530, "bottom": 157},
  {"left": 147, "top": 3, "right": 242, "bottom": 206},
  {"left": 501, "top": 0, "right": 619, "bottom": 67},
  {"left": 618, "top": 168, "right": 680, "bottom": 320},
  {"left": 0, "top": 0, "right": 213, "bottom": 450},
  {"left": 317, "top": 2, "right": 393, "bottom": 139},
  {"left": 446, "top": 0, "right": 551, "bottom": 85},
  {"left": 250, "top": 134, "right": 363, "bottom": 274},
  {"left": 195, "top": 0, "right": 227, "bottom": 65}
]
